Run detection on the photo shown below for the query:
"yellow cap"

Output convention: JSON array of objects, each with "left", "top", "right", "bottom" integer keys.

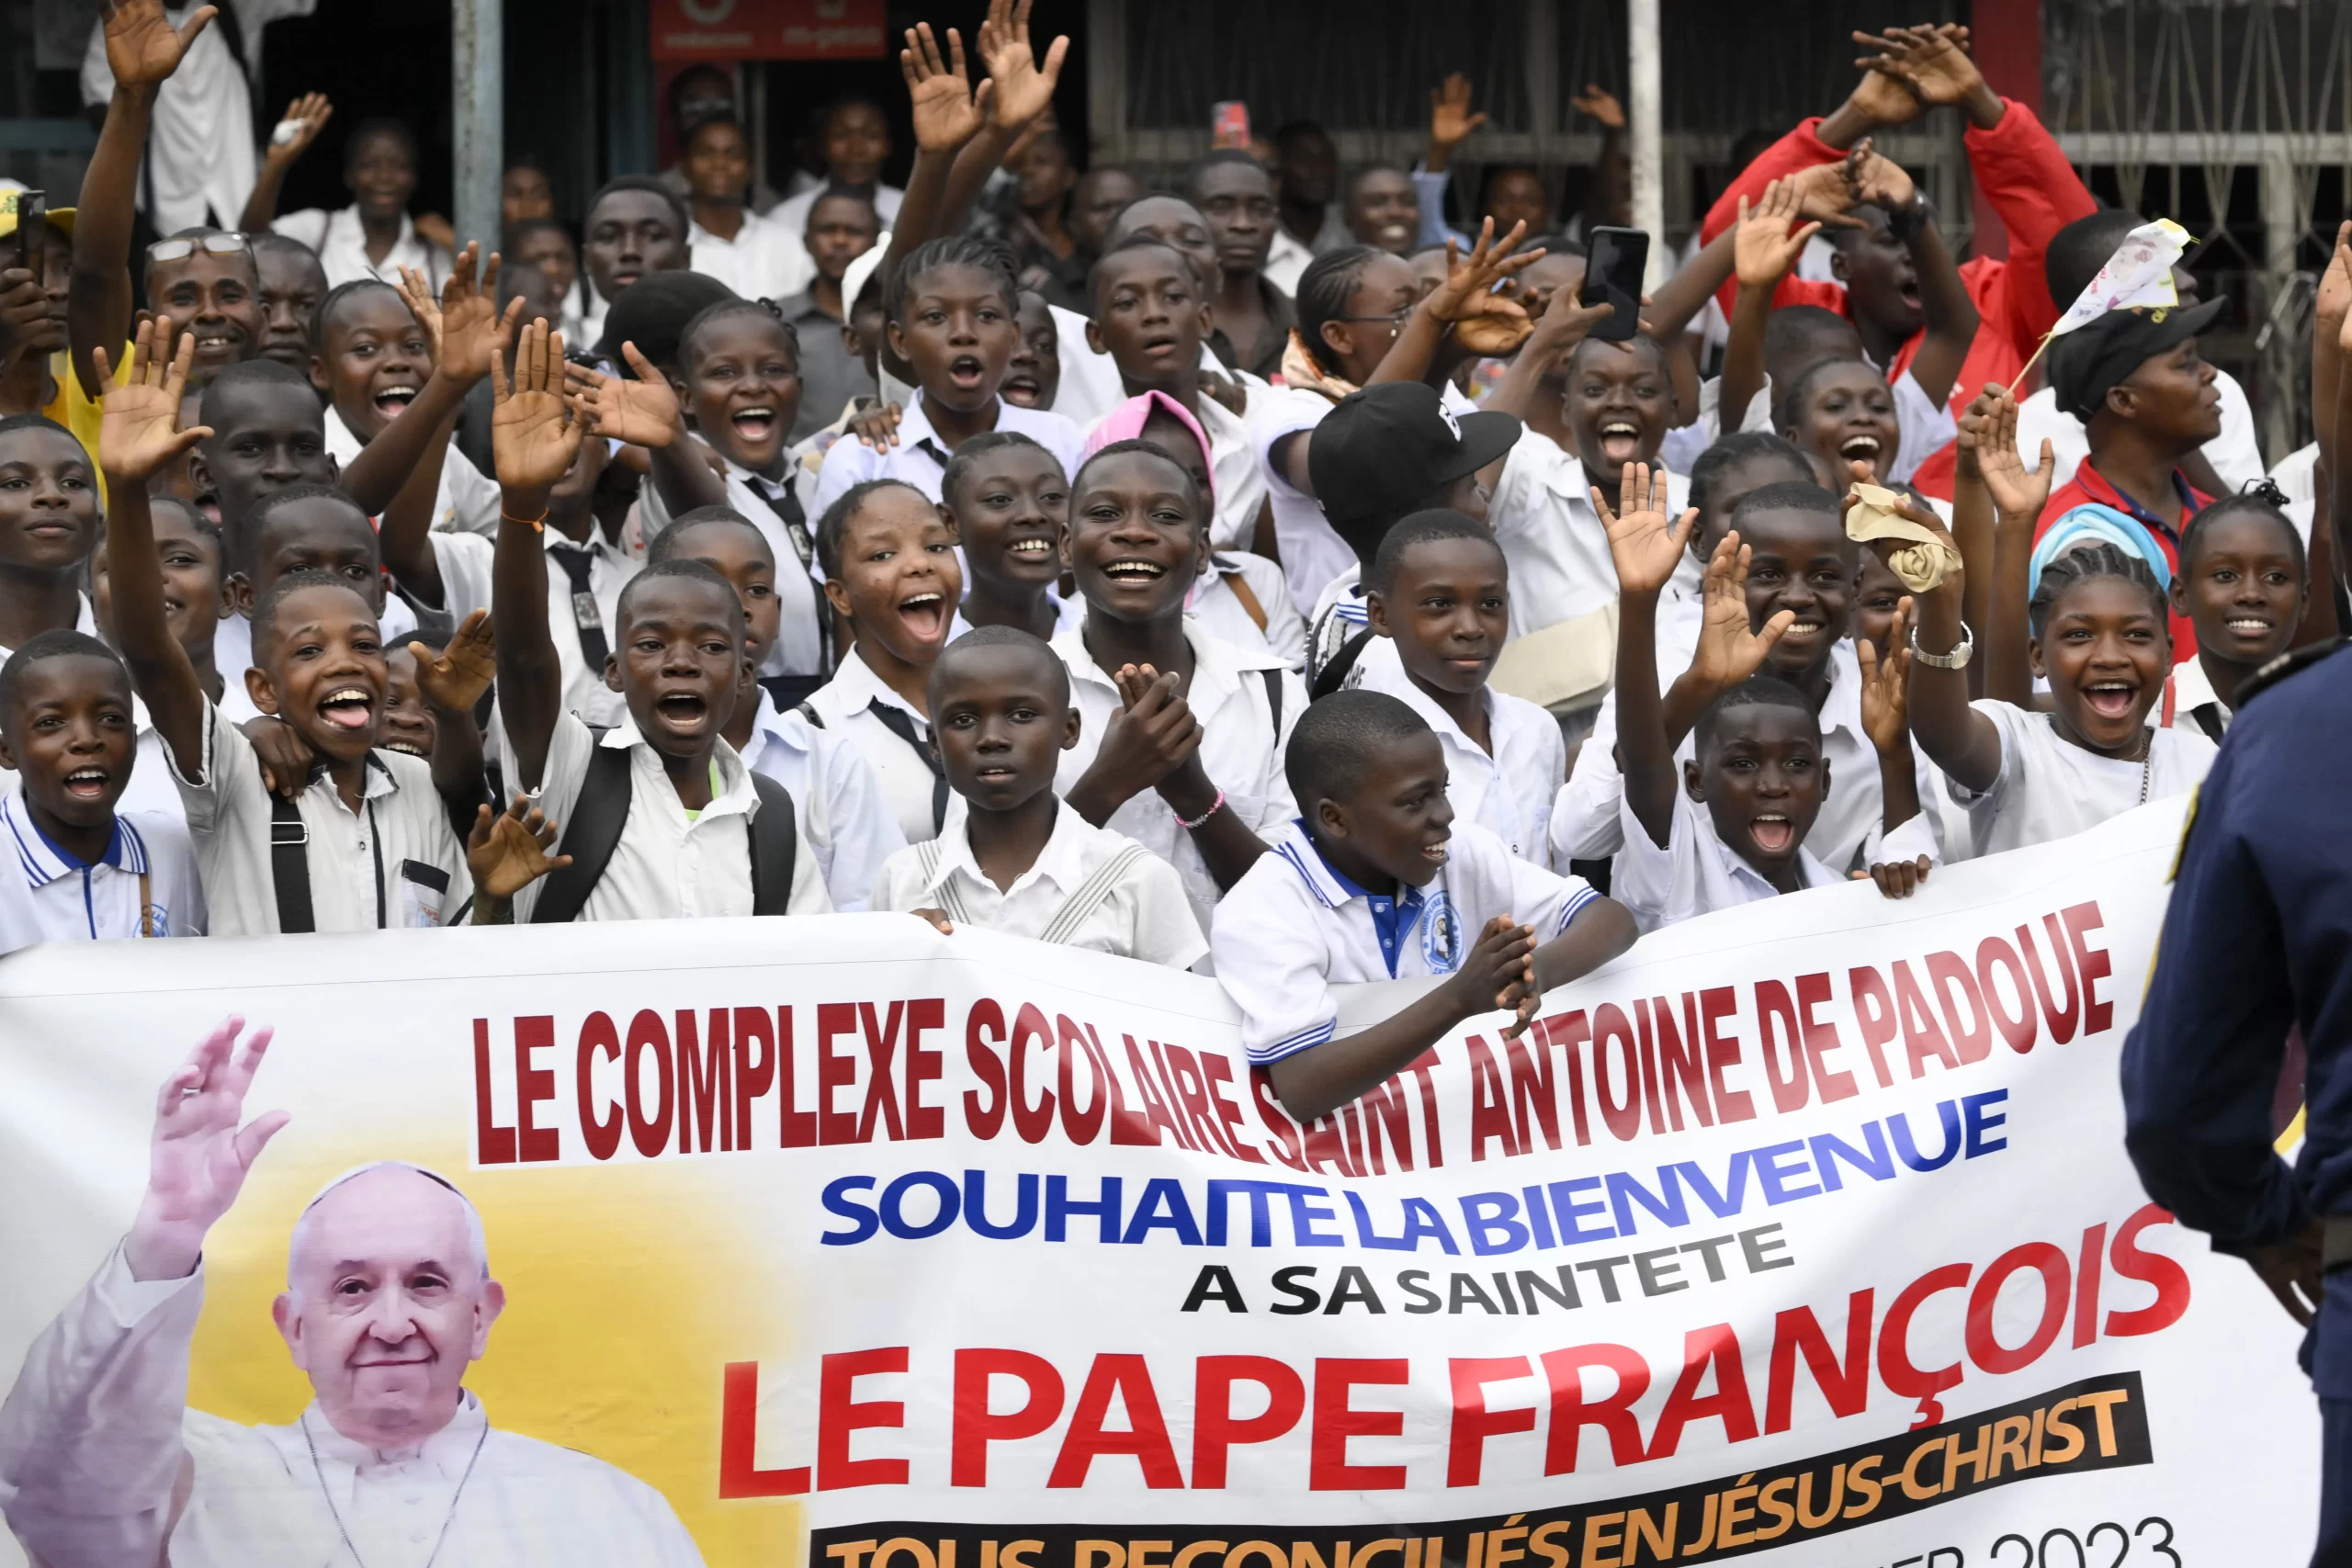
[{"left": 0, "top": 191, "right": 76, "bottom": 242}]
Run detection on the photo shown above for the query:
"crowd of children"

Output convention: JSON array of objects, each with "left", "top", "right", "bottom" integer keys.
[{"left": 0, "top": 0, "right": 2334, "bottom": 1122}]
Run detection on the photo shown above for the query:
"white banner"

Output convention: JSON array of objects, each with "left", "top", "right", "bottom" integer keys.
[{"left": 0, "top": 798, "right": 2315, "bottom": 1566}]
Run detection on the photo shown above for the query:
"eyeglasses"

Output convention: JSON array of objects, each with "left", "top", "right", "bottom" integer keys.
[
  {"left": 145, "top": 231, "right": 252, "bottom": 264},
  {"left": 1337, "top": 306, "right": 1416, "bottom": 327}
]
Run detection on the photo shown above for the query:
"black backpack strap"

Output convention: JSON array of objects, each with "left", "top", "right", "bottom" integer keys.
[
  {"left": 528, "top": 731, "right": 632, "bottom": 924},
  {"left": 797, "top": 700, "right": 824, "bottom": 728},
  {"left": 1310, "top": 629, "right": 1373, "bottom": 700},
  {"left": 266, "top": 764, "right": 314, "bottom": 934},
  {"left": 746, "top": 773, "right": 802, "bottom": 915},
  {"left": 1261, "top": 667, "right": 1283, "bottom": 736}
]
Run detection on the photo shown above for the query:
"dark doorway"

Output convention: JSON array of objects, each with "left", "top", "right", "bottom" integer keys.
[{"left": 255, "top": 2, "right": 457, "bottom": 223}]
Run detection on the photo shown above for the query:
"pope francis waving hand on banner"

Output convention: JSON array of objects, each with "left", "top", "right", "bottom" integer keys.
[{"left": 0, "top": 1018, "right": 706, "bottom": 1567}]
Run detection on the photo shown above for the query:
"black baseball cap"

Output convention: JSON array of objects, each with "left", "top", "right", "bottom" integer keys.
[
  {"left": 2046, "top": 298, "right": 2224, "bottom": 423},
  {"left": 1308, "top": 382, "right": 1522, "bottom": 525},
  {"left": 594, "top": 268, "right": 739, "bottom": 364}
]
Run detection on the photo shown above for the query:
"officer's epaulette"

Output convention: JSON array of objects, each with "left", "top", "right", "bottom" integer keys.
[{"left": 2234, "top": 635, "right": 2351, "bottom": 709}]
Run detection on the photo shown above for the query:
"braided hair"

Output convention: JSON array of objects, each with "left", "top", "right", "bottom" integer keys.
[
  {"left": 2028, "top": 540, "right": 2167, "bottom": 640},
  {"left": 2179, "top": 479, "right": 2306, "bottom": 579},
  {"left": 678, "top": 296, "right": 799, "bottom": 369},
  {"left": 887, "top": 235, "right": 1020, "bottom": 325},
  {"left": 1294, "top": 245, "right": 1385, "bottom": 374}
]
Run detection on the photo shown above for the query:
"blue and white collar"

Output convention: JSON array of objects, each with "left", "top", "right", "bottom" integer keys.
[{"left": 3, "top": 794, "right": 143, "bottom": 887}]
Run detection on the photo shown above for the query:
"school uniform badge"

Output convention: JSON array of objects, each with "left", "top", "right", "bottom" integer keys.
[{"left": 1420, "top": 892, "right": 1464, "bottom": 973}]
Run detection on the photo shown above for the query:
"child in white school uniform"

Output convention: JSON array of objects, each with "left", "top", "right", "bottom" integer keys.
[
  {"left": 1604, "top": 462, "right": 1939, "bottom": 932},
  {"left": 1210, "top": 690, "right": 1636, "bottom": 1122},
  {"left": 0, "top": 632, "right": 204, "bottom": 953},
  {"left": 1052, "top": 441, "right": 1305, "bottom": 938},
  {"left": 491, "top": 321, "right": 831, "bottom": 923},
  {"left": 651, "top": 506, "right": 909, "bottom": 911},
  {"left": 1344, "top": 512, "right": 1564, "bottom": 865},
  {"left": 1902, "top": 515, "right": 2217, "bottom": 856},
  {"left": 876, "top": 627, "right": 1205, "bottom": 967},
  {"left": 798, "top": 479, "right": 963, "bottom": 843}
]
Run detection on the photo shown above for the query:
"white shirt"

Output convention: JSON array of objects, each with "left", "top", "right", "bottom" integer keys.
[
  {"left": 1555, "top": 637, "right": 1894, "bottom": 874},
  {"left": 1490, "top": 435, "right": 1689, "bottom": 637},
  {"left": 427, "top": 525, "right": 637, "bottom": 729},
  {"left": 1658, "top": 375, "right": 1772, "bottom": 476},
  {"left": 1614, "top": 785, "right": 1939, "bottom": 934},
  {"left": 1053, "top": 623, "right": 1303, "bottom": 937},
  {"left": 688, "top": 209, "right": 813, "bottom": 301},
  {"left": 2273, "top": 440, "right": 2320, "bottom": 508},
  {"left": 1211, "top": 818, "right": 1602, "bottom": 1065},
  {"left": 0, "top": 795, "right": 204, "bottom": 953},
  {"left": 2016, "top": 367, "right": 2267, "bottom": 495},
  {"left": 270, "top": 207, "right": 453, "bottom": 293},
  {"left": 79, "top": 3, "right": 315, "bottom": 231},
  {"left": 1047, "top": 307, "right": 1246, "bottom": 432},
  {"left": 800, "top": 646, "right": 942, "bottom": 844},
  {"left": 738, "top": 689, "right": 907, "bottom": 911},
  {"left": 0, "top": 1245, "right": 705, "bottom": 1568},
  {"left": 1263, "top": 226, "right": 1317, "bottom": 298},
  {"left": 1951, "top": 700, "right": 2217, "bottom": 857},
  {"left": 514, "top": 713, "right": 826, "bottom": 921},
  {"left": 637, "top": 459, "right": 828, "bottom": 679},
  {"left": 166, "top": 703, "right": 469, "bottom": 936},
  {"left": 2166, "top": 654, "right": 2233, "bottom": 741},
  {"left": 1884, "top": 367, "right": 1960, "bottom": 484},
  {"left": 874, "top": 801, "right": 1207, "bottom": 967},
  {"left": 1189, "top": 551, "right": 1307, "bottom": 671},
  {"left": 212, "top": 595, "right": 422, "bottom": 726},
  {"left": 326, "top": 406, "right": 500, "bottom": 536},
  {"left": 811, "top": 391, "right": 1086, "bottom": 514},
  {"left": 1250, "top": 386, "right": 1353, "bottom": 615},
  {"left": 1347, "top": 637, "right": 1566, "bottom": 863}
]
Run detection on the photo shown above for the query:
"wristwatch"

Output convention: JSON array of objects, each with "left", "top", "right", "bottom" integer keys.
[
  {"left": 1886, "top": 191, "right": 1936, "bottom": 243},
  {"left": 1909, "top": 620, "right": 1973, "bottom": 670}
]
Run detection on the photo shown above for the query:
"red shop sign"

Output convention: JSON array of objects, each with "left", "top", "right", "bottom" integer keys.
[{"left": 650, "top": 0, "right": 888, "bottom": 61}]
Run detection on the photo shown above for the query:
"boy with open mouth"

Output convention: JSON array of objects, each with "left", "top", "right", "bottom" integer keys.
[
  {"left": 99, "top": 320, "right": 489, "bottom": 935},
  {"left": 310, "top": 277, "right": 502, "bottom": 537}
]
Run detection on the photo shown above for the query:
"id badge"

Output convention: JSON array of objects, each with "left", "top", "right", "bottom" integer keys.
[{"left": 572, "top": 592, "right": 603, "bottom": 630}]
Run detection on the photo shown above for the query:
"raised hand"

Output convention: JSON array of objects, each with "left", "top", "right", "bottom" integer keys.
[
  {"left": 1427, "top": 220, "right": 1543, "bottom": 355},
  {"left": 1568, "top": 85, "right": 1625, "bottom": 130},
  {"left": 124, "top": 1018, "right": 288, "bottom": 1282},
  {"left": 96, "top": 316, "right": 212, "bottom": 483},
  {"left": 393, "top": 262, "right": 444, "bottom": 365},
  {"left": 1734, "top": 179, "right": 1824, "bottom": 291},
  {"left": 1517, "top": 290, "right": 1616, "bottom": 375},
  {"left": 1969, "top": 385, "right": 2054, "bottom": 522},
  {"left": 902, "top": 23, "right": 991, "bottom": 154},
  {"left": 1429, "top": 73, "right": 1489, "bottom": 156},
  {"left": 1845, "top": 138, "right": 1917, "bottom": 213},
  {"left": 1856, "top": 24, "right": 1984, "bottom": 107},
  {"left": 468, "top": 793, "right": 572, "bottom": 903},
  {"left": 1846, "top": 55, "right": 1923, "bottom": 127},
  {"left": 101, "top": 0, "right": 217, "bottom": 91},
  {"left": 413, "top": 608, "right": 496, "bottom": 715},
  {"left": 492, "top": 319, "right": 585, "bottom": 491},
  {"left": 265, "top": 91, "right": 334, "bottom": 164},
  {"left": 566, "top": 341, "right": 682, "bottom": 452},
  {"left": 1857, "top": 594, "right": 1915, "bottom": 754},
  {"left": 1594, "top": 461, "right": 1698, "bottom": 598},
  {"left": 976, "top": 0, "right": 1069, "bottom": 133},
  {"left": 436, "top": 243, "right": 521, "bottom": 388},
  {"left": 1785, "top": 160, "right": 1869, "bottom": 231},
  {"left": 1688, "top": 530, "right": 1795, "bottom": 694},
  {"left": 1088, "top": 667, "right": 1201, "bottom": 802}
]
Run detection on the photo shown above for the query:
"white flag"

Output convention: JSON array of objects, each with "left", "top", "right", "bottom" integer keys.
[{"left": 2051, "top": 218, "right": 2192, "bottom": 335}]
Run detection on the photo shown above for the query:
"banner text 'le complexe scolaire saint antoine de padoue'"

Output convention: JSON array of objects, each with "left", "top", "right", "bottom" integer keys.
[{"left": 0, "top": 797, "right": 2318, "bottom": 1566}]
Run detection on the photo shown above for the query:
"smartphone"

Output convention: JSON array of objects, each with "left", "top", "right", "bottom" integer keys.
[
  {"left": 1579, "top": 225, "right": 1648, "bottom": 342},
  {"left": 1211, "top": 102, "right": 1251, "bottom": 150},
  {"left": 8, "top": 190, "right": 43, "bottom": 280}
]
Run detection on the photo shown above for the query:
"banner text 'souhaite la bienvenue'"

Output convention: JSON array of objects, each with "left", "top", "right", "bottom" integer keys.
[{"left": 0, "top": 799, "right": 2319, "bottom": 1566}]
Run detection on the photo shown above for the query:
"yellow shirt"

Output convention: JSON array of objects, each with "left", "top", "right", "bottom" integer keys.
[{"left": 40, "top": 346, "right": 130, "bottom": 502}]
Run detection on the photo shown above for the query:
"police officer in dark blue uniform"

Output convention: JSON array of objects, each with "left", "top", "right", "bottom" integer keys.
[{"left": 2123, "top": 637, "right": 2351, "bottom": 1564}]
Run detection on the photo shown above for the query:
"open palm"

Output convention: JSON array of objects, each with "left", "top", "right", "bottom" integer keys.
[
  {"left": 903, "top": 24, "right": 989, "bottom": 152},
  {"left": 439, "top": 245, "right": 516, "bottom": 386},
  {"left": 1689, "top": 533, "right": 1794, "bottom": 690},
  {"left": 137, "top": 1020, "right": 287, "bottom": 1256},
  {"left": 493, "top": 321, "right": 585, "bottom": 490},
  {"left": 1856, "top": 598, "right": 1914, "bottom": 751},
  {"left": 413, "top": 610, "right": 496, "bottom": 714},
  {"left": 1735, "top": 181, "right": 1822, "bottom": 289},
  {"left": 1594, "top": 462, "right": 1695, "bottom": 596},
  {"left": 469, "top": 798, "right": 571, "bottom": 900},
  {"left": 1973, "top": 392, "right": 2052, "bottom": 520},
  {"left": 104, "top": 0, "right": 215, "bottom": 89},
  {"left": 568, "top": 343, "right": 678, "bottom": 453},
  {"left": 978, "top": 0, "right": 1069, "bottom": 131},
  {"left": 97, "top": 319, "right": 209, "bottom": 482}
]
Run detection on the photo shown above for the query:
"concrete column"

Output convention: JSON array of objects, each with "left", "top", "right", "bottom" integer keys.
[
  {"left": 1628, "top": 0, "right": 1664, "bottom": 285},
  {"left": 452, "top": 0, "right": 503, "bottom": 254}
]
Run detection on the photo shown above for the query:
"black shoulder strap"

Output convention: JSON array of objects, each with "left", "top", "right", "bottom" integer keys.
[
  {"left": 1310, "top": 629, "right": 1373, "bottom": 701},
  {"left": 528, "top": 733, "right": 633, "bottom": 924},
  {"left": 267, "top": 765, "right": 314, "bottom": 934},
  {"left": 746, "top": 773, "right": 801, "bottom": 916},
  {"left": 797, "top": 700, "right": 824, "bottom": 728},
  {"left": 1261, "top": 666, "right": 1283, "bottom": 735}
]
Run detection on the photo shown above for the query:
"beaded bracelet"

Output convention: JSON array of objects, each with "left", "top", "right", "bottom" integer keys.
[{"left": 1174, "top": 788, "right": 1226, "bottom": 830}]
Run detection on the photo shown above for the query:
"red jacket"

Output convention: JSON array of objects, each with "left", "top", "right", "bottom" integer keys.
[{"left": 1700, "top": 101, "right": 2097, "bottom": 494}]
